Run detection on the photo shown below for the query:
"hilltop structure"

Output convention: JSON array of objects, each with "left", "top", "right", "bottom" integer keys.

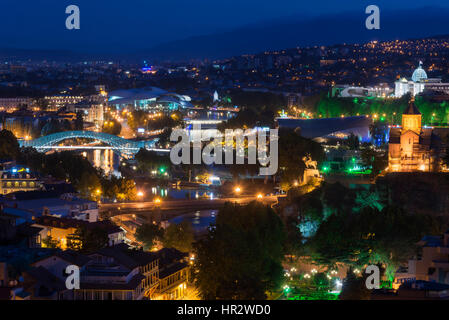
[
  {"left": 388, "top": 98, "right": 441, "bottom": 172},
  {"left": 394, "top": 62, "right": 449, "bottom": 98}
]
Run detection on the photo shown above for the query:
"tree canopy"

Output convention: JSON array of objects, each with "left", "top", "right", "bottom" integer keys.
[
  {"left": 135, "top": 223, "right": 164, "bottom": 250},
  {"left": 0, "top": 129, "right": 20, "bottom": 160},
  {"left": 162, "top": 220, "right": 195, "bottom": 253},
  {"left": 67, "top": 225, "right": 109, "bottom": 253},
  {"left": 307, "top": 205, "right": 440, "bottom": 280},
  {"left": 195, "top": 201, "right": 286, "bottom": 299},
  {"left": 278, "top": 128, "right": 325, "bottom": 189}
]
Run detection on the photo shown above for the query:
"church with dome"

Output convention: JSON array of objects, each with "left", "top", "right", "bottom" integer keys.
[{"left": 394, "top": 62, "right": 445, "bottom": 98}]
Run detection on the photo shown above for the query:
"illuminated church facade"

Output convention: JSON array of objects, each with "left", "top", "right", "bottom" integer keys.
[{"left": 388, "top": 99, "right": 441, "bottom": 172}]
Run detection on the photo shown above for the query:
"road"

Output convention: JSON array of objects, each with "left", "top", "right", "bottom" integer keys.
[{"left": 100, "top": 195, "right": 280, "bottom": 216}]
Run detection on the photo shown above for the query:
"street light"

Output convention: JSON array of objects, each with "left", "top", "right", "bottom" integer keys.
[
  {"left": 256, "top": 193, "right": 263, "bottom": 200},
  {"left": 94, "top": 189, "right": 102, "bottom": 203},
  {"left": 234, "top": 186, "right": 241, "bottom": 194},
  {"left": 137, "top": 191, "right": 144, "bottom": 197},
  {"left": 154, "top": 197, "right": 162, "bottom": 205}
]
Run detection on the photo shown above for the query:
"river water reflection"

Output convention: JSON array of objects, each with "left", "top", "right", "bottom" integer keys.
[
  {"left": 83, "top": 149, "right": 120, "bottom": 176},
  {"left": 168, "top": 210, "right": 217, "bottom": 233}
]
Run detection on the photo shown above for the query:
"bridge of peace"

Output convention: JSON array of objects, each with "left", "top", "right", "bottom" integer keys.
[{"left": 19, "top": 130, "right": 169, "bottom": 156}]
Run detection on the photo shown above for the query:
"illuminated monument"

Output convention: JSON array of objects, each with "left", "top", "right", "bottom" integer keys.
[
  {"left": 394, "top": 62, "right": 427, "bottom": 98},
  {"left": 394, "top": 62, "right": 449, "bottom": 98},
  {"left": 388, "top": 98, "right": 440, "bottom": 172}
]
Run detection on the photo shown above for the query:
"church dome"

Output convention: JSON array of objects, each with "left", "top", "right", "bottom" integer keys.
[{"left": 412, "top": 62, "right": 427, "bottom": 82}]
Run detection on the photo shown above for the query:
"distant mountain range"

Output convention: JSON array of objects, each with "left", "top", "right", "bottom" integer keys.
[
  {"left": 1, "top": 7, "right": 449, "bottom": 62},
  {"left": 0, "top": 48, "right": 110, "bottom": 63},
  {"left": 141, "top": 7, "right": 449, "bottom": 61}
]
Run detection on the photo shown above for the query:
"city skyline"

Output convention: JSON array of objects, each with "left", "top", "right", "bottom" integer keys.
[{"left": 2, "top": 1, "right": 449, "bottom": 306}]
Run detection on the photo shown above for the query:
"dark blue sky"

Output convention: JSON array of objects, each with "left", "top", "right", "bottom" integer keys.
[{"left": 1, "top": 0, "right": 448, "bottom": 53}]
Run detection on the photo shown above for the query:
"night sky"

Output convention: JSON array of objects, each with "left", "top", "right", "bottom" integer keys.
[{"left": 0, "top": 0, "right": 448, "bottom": 53}]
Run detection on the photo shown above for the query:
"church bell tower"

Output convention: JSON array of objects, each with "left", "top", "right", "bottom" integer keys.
[{"left": 401, "top": 97, "right": 422, "bottom": 134}]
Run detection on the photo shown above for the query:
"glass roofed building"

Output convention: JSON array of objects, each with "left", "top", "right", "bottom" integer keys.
[{"left": 108, "top": 87, "right": 194, "bottom": 112}]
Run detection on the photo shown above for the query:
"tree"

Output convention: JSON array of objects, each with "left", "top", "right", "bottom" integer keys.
[
  {"left": 0, "top": 129, "right": 20, "bottom": 160},
  {"left": 339, "top": 268, "right": 371, "bottom": 300},
  {"left": 307, "top": 205, "right": 439, "bottom": 280},
  {"left": 157, "top": 128, "right": 172, "bottom": 147},
  {"left": 102, "top": 119, "right": 122, "bottom": 135},
  {"left": 360, "top": 143, "right": 388, "bottom": 177},
  {"left": 41, "top": 119, "right": 63, "bottom": 136},
  {"left": 117, "top": 178, "right": 137, "bottom": 201},
  {"left": 278, "top": 129, "right": 325, "bottom": 189},
  {"left": 283, "top": 214, "right": 304, "bottom": 258},
  {"left": 19, "top": 150, "right": 100, "bottom": 196},
  {"left": 135, "top": 223, "right": 164, "bottom": 250},
  {"left": 127, "top": 109, "right": 148, "bottom": 131},
  {"left": 67, "top": 226, "right": 108, "bottom": 253},
  {"left": 0, "top": 220, "right": 16, "bottom": 244},
  {"left": 345, "top": 132, "right": 360, "bottom": 150},
  {"left": 36, "top": 98, "right": 49, "bottom": 111},
  {"left": 369, "top": 121, "right": 389, "bottom": 146},
  {"left": 42, "top": 236, "right": 59, "bottom": 249},
  {"left": 135, "top": 148, "right": 171, "bottom": 175},
  {"left": 162, "top": 220, "right": 194, "bottom": 253},
  {"left": 77, "top": 171, "right": 101, "bottom": 200},
  {"left": 442, "top": 134, "right": 449, "bottom": 168},
  {"left": 148, "top": 114, "right": 181, "bottom": 131},
  {"left": 75, "top": 111, "right": 84, "bottom": 130},
  {"left": 195, "top": 201, "right": 286, "bottom": 300}
]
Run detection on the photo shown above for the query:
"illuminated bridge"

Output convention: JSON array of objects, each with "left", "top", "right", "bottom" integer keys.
[{"left": 19, "top": 131, "right": 168, "bottom": 155}]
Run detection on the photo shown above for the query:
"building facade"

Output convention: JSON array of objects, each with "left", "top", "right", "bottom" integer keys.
[
  {"left": 394, "top": 62, "right": 449, "bottom": 98},
  {"left": 0, "top": 167, "right": 42, "bottom": 195},
  {"left": 21, "top": 245, "right": 189, "bottom": 300},
  {"left": 388, "top": 99, "right": 440, "bottom": 172},
  {"left": 394, "top": 231, "right": 449, "bottom": 289}
]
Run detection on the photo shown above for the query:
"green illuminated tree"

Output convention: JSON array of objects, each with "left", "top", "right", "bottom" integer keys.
[
  {"left": 308, "top": 205, "right": 438, "bottom": 280},
  {"left": 360, "top": 143, "right": 387, "bottom": 177}
]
